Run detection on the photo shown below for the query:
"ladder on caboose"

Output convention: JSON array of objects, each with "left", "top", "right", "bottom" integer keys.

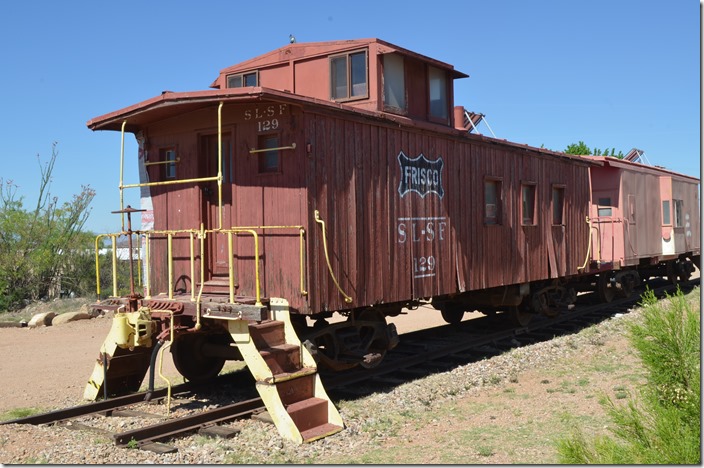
[{"left": 221, "top": 297, "right": 343, "bottom": 443}]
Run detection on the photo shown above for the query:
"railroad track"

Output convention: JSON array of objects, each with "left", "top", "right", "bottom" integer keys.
[{"left": 2, "top": 278, "right": 697, "bottom": 452}]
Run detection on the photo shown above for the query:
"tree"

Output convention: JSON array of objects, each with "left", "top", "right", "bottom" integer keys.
[
  {"left": 564, "top": 141, "right": 624, "bottom": 158},
  {"left": 0, "top": 143, "right": 96, "bottom": 311}
]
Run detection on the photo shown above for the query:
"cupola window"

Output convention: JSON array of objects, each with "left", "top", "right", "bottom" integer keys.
[{"left": 330, "top": 50, "right": 368, "bottom": 101}]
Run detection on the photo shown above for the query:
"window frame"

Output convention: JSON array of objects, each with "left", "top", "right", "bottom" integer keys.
[
  {"left": 673, "top": 199, "right": 684, "bottom": 227},
  {"left": 662, "top": 200, "right": 671, "bottom": 226},
  {"left": 226, "top": 71, "right": 258, "bottom": 88},
  {"left": 257, "top": 133, "right": 282, "bottom": 175},
  {"left": 382, "top": 53, "right": 407, "bottom": 113},
  {"left": 329, "top": 49, "right": 369, "bottom": 102},
  {"left": 521, "top": 182, "right": 538, "bottom": 226},
  {"left": 427, "top": 65, "right": 449, "bottom": 123},
  {"left": 551, "top": 184, "right": 566, "bottom": 226},
  {"left": 484, "top": 177, "right": 503, "bottom": 225},
  {"left": 160, "top": 147, "right": 178, "bottom": 180},
  {"left": 597, "top": 197, "right": 613, "bottom": 217}
]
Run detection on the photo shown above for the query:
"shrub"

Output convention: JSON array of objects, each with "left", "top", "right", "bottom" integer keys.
[{"left": 557, "top": 288, "right": 700, "bottom": 464}]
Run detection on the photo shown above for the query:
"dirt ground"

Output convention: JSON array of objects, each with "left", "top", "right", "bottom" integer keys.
[{"left": 0, "top": 303, "right": 450, "bottom": 413}]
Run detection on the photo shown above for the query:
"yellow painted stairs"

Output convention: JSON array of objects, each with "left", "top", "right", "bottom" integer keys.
[
  {"left": 228, "top": 297, "right": 344, "bottom": 443},
  {"left": 84, "top": 297, "right": 343, "bottom": 444}
]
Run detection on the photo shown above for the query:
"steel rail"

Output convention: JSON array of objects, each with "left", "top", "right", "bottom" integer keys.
[
  {"left": 113, "top": 397, "right": 264, "bottom": 447},
  {"left": 0, "top": 388, "right": 174, "bottom": 426}
]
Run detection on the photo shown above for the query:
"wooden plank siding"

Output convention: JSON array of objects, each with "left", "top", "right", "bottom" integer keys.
[{"left": 303, "top": 108, "right": 592, "bottom": 314}]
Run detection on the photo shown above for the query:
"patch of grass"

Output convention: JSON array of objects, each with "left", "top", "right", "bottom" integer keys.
[
  {"left": 360, "top": 415, "right": 400, "bottom": 438},
  {"left": 125, "top": 438, "right": 139, "bottom": 449},
  {"left": 477, "top": 445, "right": 495, "bottom": 457},
  {"left": 0, "top": 407, "right": 43, "bottom": 422}
]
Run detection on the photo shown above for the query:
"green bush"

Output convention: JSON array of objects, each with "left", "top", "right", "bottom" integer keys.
[
  {"left": 0, "top": 143, "right": 96, "bottom": 311},
  {"left": 557, "top": 288, "right": 700, "bottom": 464}
]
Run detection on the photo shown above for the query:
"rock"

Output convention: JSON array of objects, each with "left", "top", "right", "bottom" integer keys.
[
  {"left": 52, "top": 312, "right": 93, "bottom": 325},
  {"left": 27, "top": 312, "right": 56, "bottom": 328}
]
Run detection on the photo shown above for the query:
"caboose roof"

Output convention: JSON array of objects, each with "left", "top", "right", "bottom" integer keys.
[
  {"left": 209, "top": 38, "right": 468, "bottom": 89},
  {"left": 590, "top": 156, "right": 700, "bottom": 183},
  {"left": 87, "top": 87, "right": 599, "bottom": 167}
]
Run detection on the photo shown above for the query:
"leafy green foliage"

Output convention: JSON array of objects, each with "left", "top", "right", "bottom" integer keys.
[
  {"left": 0, "top": 143, "right": 96, "bottom": 311},
  {"left": 557, "top": 288, "right": 700, "bottom": 464},
  {"left": 564, "top": 141, "right": 624, "bottom": 158}
]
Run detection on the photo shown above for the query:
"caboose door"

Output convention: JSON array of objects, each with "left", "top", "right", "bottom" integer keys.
[{"left": 200, "top": 132, "right": 234, "bottom": 280}]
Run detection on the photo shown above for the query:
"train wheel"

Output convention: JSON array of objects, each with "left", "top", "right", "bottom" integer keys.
[
  {"left": 678, "top": 258, "right": 694, "bottom": 282},
  {"left": 617, "top": 272, "right": 638, "bottom": 298},
  {"left": 507, "top": 305, "right": 533, "bottom": 327},
  {"left": 356, "top": 308, "right": 390, "bottom": 369},
  {"left": 440, "top": 303, "right": 465, "bottom": 324},
  {"left": 307, "top": 319, "right": 358, "bottom": 372},
  {"left": 669, "top": 258, "right": 694, "bottom": 284},
  {"left": 665, "top": 260, "right": 679, "bottom": 285},
  {"left": 597, "top": 273, "right": 616, "bottom": 303},
  {"left": 171, "top": 333, "right": 227, "bottom": 382}
]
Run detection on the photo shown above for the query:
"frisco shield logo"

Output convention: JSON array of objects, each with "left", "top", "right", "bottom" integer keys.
[{"left": 397, "top": 151, "right": 445, "bottom": 199}]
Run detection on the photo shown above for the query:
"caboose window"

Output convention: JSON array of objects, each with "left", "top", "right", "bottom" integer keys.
[
  {"left": 552, "top": 186, "right": 565, "bottom": 225},
  {"left": 162, "top": 148, "right": 177, "bottom": 179},
  {"left": 674, "top": 199, "right": 683, "bottom": 227},
  {"left": 484, "top": 178, "right": 502, "bottom": 225},
  {"left": 521, "top": 183, "right": 537, "bottom": 226},
  {"left": 383, "top": 53, "right": 406, "bottom": 111},
  {"left": 597, "top": 197, "right": 612, "bottom": 217},
  {"left": 330, "top": 50, "right": 368, "bottom": 101},
  {"left": 258, "top": 134, "right": 280, "bottom": 173},
  {"left": 662, "top": 200, "right": 671, "bottom": 225},
  {"left": 227, "top": 71, "right": 258, "bottom": 88},
  {"left": 428, "top": 66, "right": 448, "bottom": 120}
]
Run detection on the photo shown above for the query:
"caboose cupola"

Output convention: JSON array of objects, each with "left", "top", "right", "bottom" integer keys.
[{"left": 210, "top": 38, "right": 469, "bottom": 127}]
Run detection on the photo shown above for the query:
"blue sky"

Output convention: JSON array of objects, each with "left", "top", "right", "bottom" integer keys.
[{"left": 0, "top": 0, "right": 700, "bottom": 233}]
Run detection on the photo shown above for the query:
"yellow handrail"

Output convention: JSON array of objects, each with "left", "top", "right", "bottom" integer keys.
[
  {"left": 217, "top": 102, "right": 223, "bottom": 230},
  {"left": 94, "top": 234, "right": 106, "bottom": 296},
  {"left": 228, "top": 229, "right": 262, "bottom": 306},
  {"left": 111, "top": 235, "right": 118, "bottom": 297},
  {"left": 121, "top": 175, "right": 219, "bottom": 190},
  {"left": 119, "top": 121, "right": 126, "bottom": 231},
  {"left": 167, "top": 233, "right": 173, "bottom": 300},
  {"left": 94, "top": 224, "right": 307, "bottom": 306},
  {"left": 145, "top": 233, "right": 151, "bottom": 298},
  {"left": 314, "top": 210, "right": 352, "bottom": 304},
  {"left": 578, "top": 216, "right": 593, "bottom": 271}
]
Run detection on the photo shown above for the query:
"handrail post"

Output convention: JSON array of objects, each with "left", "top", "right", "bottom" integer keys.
[
  {"left": 228, "top": 231, "right": 235, "bottom": 303},
  {"left": 145, "top": 233, "right": 151, "bottom": 298},
  {"left": 94, "top": 235, "right": 104, "bottom": 297},
  {"left": 119, "top": 121, "right": 126, "bottom": 231},
  {"left": 111, "top": 235, "right": 118, "bottom": 297},
  {"left": 167, "top": 233, "right": 173, "bottom": 300},
  {"left": 189, "top": 231, "right": 195, "bottom": 301},
  {"left": 217, "top": 102, "right": 223, "bottom": 230},
  {"left": 299, "top": 228, "right": 308, "bottom": 296}
]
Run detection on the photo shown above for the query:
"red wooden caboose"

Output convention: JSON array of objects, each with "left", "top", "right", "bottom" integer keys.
[{"left": 84, "top": 40, "right": 697, "bottom": 442}]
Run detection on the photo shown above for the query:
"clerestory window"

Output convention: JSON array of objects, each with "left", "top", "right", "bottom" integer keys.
[
  {"left": 330, "top": 50, "right": 368, "bottom": 101},
  {"left": 227, "top": 71, "right": 258, "bottom": 88}
]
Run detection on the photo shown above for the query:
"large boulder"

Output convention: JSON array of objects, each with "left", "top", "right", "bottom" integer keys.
[
  {"left": 27, "top": 312, "right": 56, "bottom": 328},
  {"left": 52, "top": 312, "right": 93, "bottom": 325}
]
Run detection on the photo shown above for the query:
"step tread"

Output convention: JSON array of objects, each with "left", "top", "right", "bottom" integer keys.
[
  {"left": 286, "top": 396, "right": 327, "bottom": 413},
  {"left": 267, "top": 366, "right": 317, "bottom": 383},
  {"left": 249, "top": 320, "right": 284, "bottom": 331},
  {"left": 300, "top": 423, "right": 344, "bottom": 443},
  {"left": 259, "top": 343, "right": 299, "bottom": 355}
]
